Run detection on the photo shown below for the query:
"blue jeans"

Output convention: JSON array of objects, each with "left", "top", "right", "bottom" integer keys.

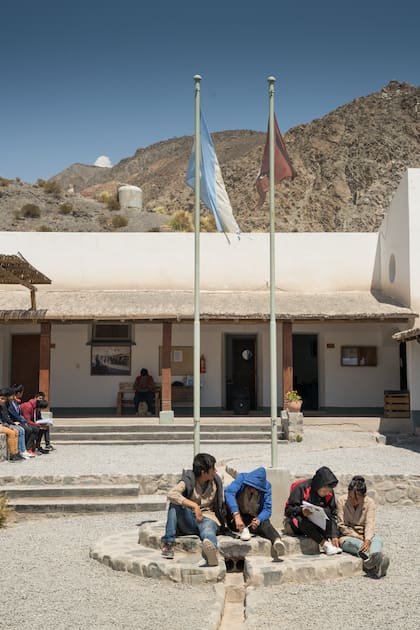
[
  {"left": 12, "top": 425, "right": 26, "bottom": 452},
  {"left": 341, "top": 534, "right": 383, "bottom": 568},
  {"left": 162, "top": 503, "right": 219, "bottom": 547}
]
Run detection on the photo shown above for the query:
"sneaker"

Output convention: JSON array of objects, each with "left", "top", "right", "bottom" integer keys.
[
  {"left": 271, "top": 538, "right": 286, "bottom": 560},
  {"left": 240, "top": 527, "right": 251, "bottom": 541},
  {"left": 25, "top": 450, "right": 37, "bottom": 458},
  {"left": 363, "top": 551, "right": 382, "bottom": 572},
  {"left": 9, "top": 454, "right": 21, "bottom": 462},
  {"left": 161, "top": 542, "right": 174, "bottom": 559},
  {"left": 376, "top": 554, "right": 390, "bottom": 578},
  {"left": 44, "top": 444, "right": 55, "bottom": 451},
  {"left": 20, "top": 451, "right": 31, "bottom": 459},
  {"left": 201, "top": 539, "right": 218, "bottom": 567},
  {"left": 322, "top": 540, "right": 342, "bottom": 556},
  {"left": 36, "top": 447, "right": 50, "bottom": 454}
]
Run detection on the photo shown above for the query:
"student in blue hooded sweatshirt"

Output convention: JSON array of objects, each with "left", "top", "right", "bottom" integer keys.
[{"left": 225, "top": 467, "right": 286, "bottom": 560}]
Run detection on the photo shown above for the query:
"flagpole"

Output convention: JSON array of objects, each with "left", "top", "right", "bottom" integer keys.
[
  {"left": 268, "top": 76, "right": 278, "bottom": 467},
  {"left": 193, "top": 74, "right": 202, "bottom": 455}
]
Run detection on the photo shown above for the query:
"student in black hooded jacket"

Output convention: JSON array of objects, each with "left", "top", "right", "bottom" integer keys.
[{"left": 284, "top": 466, "right": 342, "bottom": 556}]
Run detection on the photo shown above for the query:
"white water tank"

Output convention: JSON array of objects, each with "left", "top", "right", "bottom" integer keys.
[{"left": 118, "top": 184, "right": 143, "bottom": 209}]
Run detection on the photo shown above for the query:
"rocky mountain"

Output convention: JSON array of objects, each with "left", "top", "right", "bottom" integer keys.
[{"left": 1, "top": 81, "right": 419, "bottom": 233}]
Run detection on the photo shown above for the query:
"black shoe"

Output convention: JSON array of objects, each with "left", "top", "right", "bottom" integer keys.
[
  {"left": 161, "top": 542, "right": 174, "bottom": 559},
  {"left": 9, "top": 454, "right": 21, "bottom": 462},
  {"left": 36, "top": 447, "right": 50, "bottom": 454},
  {"left": 44, "top": 444, "right": 55, "bottom": 451}
]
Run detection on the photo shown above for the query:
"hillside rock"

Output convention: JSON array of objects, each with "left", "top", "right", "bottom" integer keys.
[{"left": 1, "top": 81, "right": 419, "bottom": 233}]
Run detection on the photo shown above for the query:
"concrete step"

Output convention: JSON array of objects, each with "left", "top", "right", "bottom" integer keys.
[
  {"left": 9, "top": 494, "right": 166, "bottom": 514},
  {"left": 53, "top": 430, "right": 275, "bottom": 440},
  {"left": 53, "top": 424, "right": 271, "bottom": 434},
  {"left": 3, "top": 484, "right": 139, "bottom": 499},
  {"left": 52, "top": 438, "right": 280, "bottom": 445}
]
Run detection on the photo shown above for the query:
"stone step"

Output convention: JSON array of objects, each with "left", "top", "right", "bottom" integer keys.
[
  {"left": 52, "top": 431, "right": 277, "bottom": 441},
  {"left": 8, "top": 494, "right": 166, "bottom": 514},
  {"left": 138, "top": 523, "right": 319, "bottom": 557},
  {"left": 91, "top": 528, "right": 363, "bottom": 586},
  {"left": 52, "top": 438, "right": 280, "bottom": 445},
  {"left": 244, "top": 552, "right": 362, "bottom": 586},
  {"left": 3, "top": 484, "right": 139, "bottom": 499}
]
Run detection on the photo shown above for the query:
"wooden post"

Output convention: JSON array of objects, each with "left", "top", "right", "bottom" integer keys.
[
  {"left": 39, "top": 322, "right": 51, "bottom": 401},
  {"left": 282, "top": 321, "right": 293, "bottom": 405},
  {"left": 161, "top": 322, "right": 172, "bottom": 411}
]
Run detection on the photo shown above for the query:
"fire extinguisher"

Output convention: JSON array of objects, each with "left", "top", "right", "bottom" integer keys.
[{"left": 200, "top": 354, "right": 206, "bottom": 374}]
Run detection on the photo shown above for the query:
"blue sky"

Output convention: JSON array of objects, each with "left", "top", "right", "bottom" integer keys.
[{"left": 1, "top": 0, "right": 419, "bottom": 182}]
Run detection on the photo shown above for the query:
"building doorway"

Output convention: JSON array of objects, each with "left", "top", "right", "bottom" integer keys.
[
  {"left": 225, "top": 335, "right": 257, "bottom": 410},
  {"left": 292, "top": 334, "right": 318, "bottom": 410},
  {"left": 11, "top": 334, "right": 40, "bottom": 402},
  {"left": 399, "top": 342, "right": 408, "bottom": 391}
]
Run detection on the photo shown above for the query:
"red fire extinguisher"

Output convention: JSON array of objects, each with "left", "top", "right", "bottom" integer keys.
[{"left": 200, "top": 354, "right": 206, "bottom": 374}]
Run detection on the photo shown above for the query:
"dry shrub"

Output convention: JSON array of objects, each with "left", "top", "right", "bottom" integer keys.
[
  {"left": 21, "top": 203, "right": 41, "bottom": 218},
  {"left": 38, "top": 225, "right": 52, "bottom": 232},
  {"left": 168, "top": 210, "right": 193, "bottom": 232},
  {"left": 154, "top": 206, "right": 167, "bottom": 214},
  {"left": 42, "top": 180, "right": 62, "bottom": 196},
  {"left": 0, "top": 177, "right": 11, "bottom": 187},
  {"left": 59, "top": 202, "right": 73, "bottom": 215},
  {"left": 200, "top": 215, "right": 217, "bottom": 232},
  {"left": 99, "top": 191, "right": 110, "bottom": 203},
  {"left": 107, "top": 197, "right": 120, "bottom": 211},
  {"left": 111, "top": 215, "right": 128, "bottom": 229}
]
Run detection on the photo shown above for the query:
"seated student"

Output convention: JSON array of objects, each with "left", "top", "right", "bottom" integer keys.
[
  {"left": 1, "top": 387, "right": 32, "bottom": 459},
  {"left": 7, "top": 386, "right": 39, "bottom": 456},
  {"left": 133, "top": 368, "right": 156, "bottom": 415},
  {"left": 284, "top": 466, "right": 342, "bottom": 555},
  {"left": 225, "top": 467, "right": 285, "bottom": 560},
  {"left": 161, "top": 453, "right": 225, "bottom": 566},
  {"left": 0, "top": 389, "right": 20, "bottom": 462},
  {"left": 337, "top": 475, "right": 390, "bottom": 578},
  {"left": 20, "top": 395, "right": 50, "bottom": 455}
]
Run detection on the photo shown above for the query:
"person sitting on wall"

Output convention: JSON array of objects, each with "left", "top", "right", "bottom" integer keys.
[
  {"left": 337, "top": 475, "right": 390, "bottom": 578},
  {"left": 0, "top": 388, "right": 21, "bottom": 462},
  {"left": 224, "top": 467, "right": 286, "bottom": 560},
  {"left": 20, "top": 394, "right": 51, "bottom": 454},
  {"left": 133, "top": 368, "right": 156, "bottom": 415},
  {"left": 4, "top": 387, "right": 34, "bottom": 458},
  {"left": 160, "top": 453, "right": 225, "bottom": 567},
  {"left": 284, "top": 466, "right": 343, "bottom": 556}
]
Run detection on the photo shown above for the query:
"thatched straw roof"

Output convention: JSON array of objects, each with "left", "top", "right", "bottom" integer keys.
[{"left": 0, "top": 287, "right": 414, "bottom": 323}]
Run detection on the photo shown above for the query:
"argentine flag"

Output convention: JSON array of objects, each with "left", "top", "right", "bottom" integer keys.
[{"left": 186, "top": 111, "right": 240, "bottom": 236}]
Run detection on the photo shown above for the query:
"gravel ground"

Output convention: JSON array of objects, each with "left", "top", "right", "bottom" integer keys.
[
  {"left": 0, "top": 429, "right": 419, "bottom": 629},
  {"left": 1, "top": 430, "right": 419, "bottom": 477},
  {"left": 0, "top": 511, "right": 218, "bottom": 630},
  {"left": 244, "top": 505, "right": 420, "bottom": 630}
]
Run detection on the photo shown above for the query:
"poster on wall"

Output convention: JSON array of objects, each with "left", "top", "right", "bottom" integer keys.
[{"left": 91, "top": 346, "right": 131, "bottom": 375}]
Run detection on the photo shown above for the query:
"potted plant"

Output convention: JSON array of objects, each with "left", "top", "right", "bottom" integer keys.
[{"left": 284, "top": 390, "right": 302, "bottom": 412}]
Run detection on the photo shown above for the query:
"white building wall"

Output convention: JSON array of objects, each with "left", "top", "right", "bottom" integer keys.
[{"left": 1, "top": 232, "right": 377, "bottom": 292}]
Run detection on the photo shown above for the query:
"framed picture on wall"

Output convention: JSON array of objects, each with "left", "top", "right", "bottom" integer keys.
[{"left": 91, "top": 345, "right": 131, "bottom": 375}]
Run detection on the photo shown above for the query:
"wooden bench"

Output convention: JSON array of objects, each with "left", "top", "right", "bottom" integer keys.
[
  {"left": 116, "top": 383, "right": 193, "bottom": 415},
  {"left": 116, "top": 382, "right": 161, "bottom": 416}
]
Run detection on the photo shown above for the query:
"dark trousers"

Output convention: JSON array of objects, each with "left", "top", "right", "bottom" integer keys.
[
  {"left": 286, "top": 508, "right": 335, "bottom": 545},
  {"left": 23, "top": 424, "right": 39, "bottom": 451},
  {"left": 134, "top": 391, "right": 154, "bottom": 414},
  {"left": 228, "top": 512, "right": 280, "bottom": 544}
]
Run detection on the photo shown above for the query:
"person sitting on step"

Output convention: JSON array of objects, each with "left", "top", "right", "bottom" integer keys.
[
  {"left": 133, "top": 368, "right": 156, "bottom": 415},
  {"left": 7, "top": 385, "right": 40, "bottom": 456},
  {"left": 0, "top": 389, "right": 21, "bottom": 462},
  {"left": 161, "top": 453, "right": 226, "bottom": 567},
  {"left": 337, "top": 475, "right": 390, "bottom": 578},
  {"left": 1, "top": 387, "right": 32, "bottom": 459},
  {"left": 20, "top": 394, "right": 51, "bottom": 455},
  {"left": 224, "top": 467, "right": 285, "bottom": 560},
  {"left": 284, "top": 466, "right": 342, "bottom": 556}
]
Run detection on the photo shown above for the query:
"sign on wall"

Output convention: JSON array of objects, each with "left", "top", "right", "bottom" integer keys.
[{"left": 91, "top": 345, "right": 131, "bottom": 375}]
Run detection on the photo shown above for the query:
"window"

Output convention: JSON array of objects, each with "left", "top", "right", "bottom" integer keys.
[
  {"left": 341, "top": 346, "right": 377, "bottom": 367},
  {"left": 91, "top": 323, "right": 132, "bottom": 344}
]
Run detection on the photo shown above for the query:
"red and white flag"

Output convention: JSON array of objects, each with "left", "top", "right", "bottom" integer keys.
[{"left": 256, "top": 115, "right": 296, "bottom": 205}]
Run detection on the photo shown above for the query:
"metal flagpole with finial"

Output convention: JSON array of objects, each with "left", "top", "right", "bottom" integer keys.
[
  {"left": 268, "top": 76, "right": 278, "bottom": 467},
  {"left": 193, "top": 74, "right": 202, "bottom": 455}
]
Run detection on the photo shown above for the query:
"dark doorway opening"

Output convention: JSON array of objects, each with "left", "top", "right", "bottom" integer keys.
[
  {"left": 292, "top": 334, "right": 318, "bottom": 410},
  {"left": 225, "top": 335, "right": 257, "bottom": 410},
  {"left": 11, "top": 334, "right": 40, "bottom": 402}
]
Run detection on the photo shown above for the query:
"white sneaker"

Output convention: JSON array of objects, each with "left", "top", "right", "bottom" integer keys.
[
  {"left": 240, "top": 527, "right": 251, "bottom": 541},
  {"left": 24, "top": 450, "right": 36, "bottom": 458},
  {"left": 322, "top": 540, "right": 342, "bottom": 555},
  {"left": 20, "top": 452, "right": 31, "bottom": 459}
]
